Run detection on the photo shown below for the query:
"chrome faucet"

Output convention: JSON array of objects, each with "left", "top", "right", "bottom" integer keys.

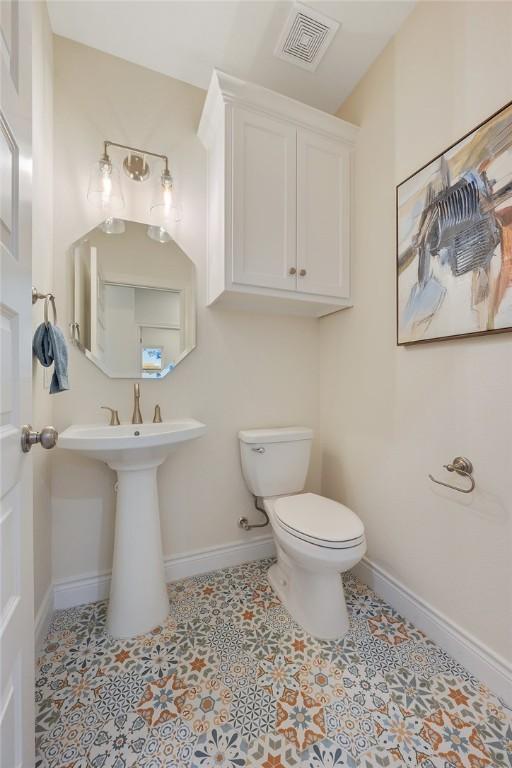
[
  {"left": 101, "top": 406, "right": 120, "bottom": 426},
  {"left": 132, "top": 383, "right": 143, "bottom": 424}
]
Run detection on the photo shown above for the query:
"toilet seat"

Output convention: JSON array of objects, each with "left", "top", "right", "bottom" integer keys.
[{"left": 273, "top": 492, "right": 365, "bottom": 550}]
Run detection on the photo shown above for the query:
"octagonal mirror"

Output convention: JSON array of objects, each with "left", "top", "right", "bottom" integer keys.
[{"left": 70, "top": 219, "right": 196, "bottom": 379}]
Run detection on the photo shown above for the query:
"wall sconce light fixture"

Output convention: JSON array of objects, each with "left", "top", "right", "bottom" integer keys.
[{"left": 88, "top": 140, "right": 181, "bottom": 227}]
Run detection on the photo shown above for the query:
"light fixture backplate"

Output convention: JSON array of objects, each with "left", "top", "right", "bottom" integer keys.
[{"left": 123, "top": 153, "right": 150, "bottom": 182}]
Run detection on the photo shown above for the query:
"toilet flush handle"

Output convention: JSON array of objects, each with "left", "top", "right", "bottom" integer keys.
[{"left": 252, "top": 447, "right": 265, "bottom": 454}]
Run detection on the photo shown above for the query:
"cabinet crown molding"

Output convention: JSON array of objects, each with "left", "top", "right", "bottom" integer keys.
[{"left": 198, "top": 69, "right": 358, "bottom": 148}]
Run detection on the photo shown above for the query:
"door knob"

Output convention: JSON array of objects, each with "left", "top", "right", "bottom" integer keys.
[
  {"left": 299, "top": 269, "right": 307, "bottom": 277},
  {"left": 288, "top": 267, "right": 297, "bottom": 275},
  {"left": 21, "top": 425, "right": 58, "bottom": 453}
]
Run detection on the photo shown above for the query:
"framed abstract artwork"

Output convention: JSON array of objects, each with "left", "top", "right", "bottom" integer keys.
[{"left": 397, "top": 101, "right": 512, "bottom": 345}]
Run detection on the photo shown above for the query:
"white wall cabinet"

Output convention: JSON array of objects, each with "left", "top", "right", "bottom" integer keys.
[{"left": 198, "top": 71, "right": 358, "bottom": 317}]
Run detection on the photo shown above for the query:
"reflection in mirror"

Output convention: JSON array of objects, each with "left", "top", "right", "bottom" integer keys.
[{"left": 71, "top": 220, "right": 196, "bottom": 379}]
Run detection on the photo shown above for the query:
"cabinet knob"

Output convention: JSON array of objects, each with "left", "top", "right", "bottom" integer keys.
[
  {"left": 288, "top": 267, "right": 297, "bottom": 276},
  {"left": 299, "top": 269, "right": 307, "bottom": 277}
]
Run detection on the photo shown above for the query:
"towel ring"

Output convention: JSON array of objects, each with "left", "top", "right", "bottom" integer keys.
[
  {"left": 33, "top": 287, "right": 57, "bottom": 327},
  {"left": 429, "top": 457, "right": 475, "bottom": 494},
  {"left": 44, "top": 295, "right": 57, "bottom": 327}
]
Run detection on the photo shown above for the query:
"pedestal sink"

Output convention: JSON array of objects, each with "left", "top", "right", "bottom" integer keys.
[{"left": 59, "top": 420, "right": 207, "bottom": 637}]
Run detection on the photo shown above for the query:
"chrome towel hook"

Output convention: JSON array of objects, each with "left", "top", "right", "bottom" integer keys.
[{"left": 429, "top": 457, "right": 475, "bottom": 494}]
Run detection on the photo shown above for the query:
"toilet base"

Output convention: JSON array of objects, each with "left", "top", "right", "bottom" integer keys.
[{"left": 267, "top": 558, "right": 350, "bottom": 640}]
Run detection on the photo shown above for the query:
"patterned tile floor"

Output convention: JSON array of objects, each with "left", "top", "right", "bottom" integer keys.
[{"left": 35, "top": 558, "right": 511, "bottom": 768}]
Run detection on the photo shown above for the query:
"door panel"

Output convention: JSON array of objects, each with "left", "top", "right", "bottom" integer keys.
[
  {"left": 0, "top": 0, "right": 35, "bottom": 765},
  {"left": 232, "top": 107, "right": 297, "bottom": 291},
  {"left": 0, "top": 113, "right": 19, "bottom": 257},
  {"left": 0, "top": 0, "right": 19, "bottom": 91},
  {"left": 297, "top": 129, "right": 350, "bottom": 298}
]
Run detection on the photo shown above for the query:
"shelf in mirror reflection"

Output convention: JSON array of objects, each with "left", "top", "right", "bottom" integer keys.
[{"left": 70, "top": 219, "right": 196, "bottom": 379}]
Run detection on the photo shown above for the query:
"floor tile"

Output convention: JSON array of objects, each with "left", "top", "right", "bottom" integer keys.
[{"left": 35, "top": 558, "right": 511, "bottom": 767}]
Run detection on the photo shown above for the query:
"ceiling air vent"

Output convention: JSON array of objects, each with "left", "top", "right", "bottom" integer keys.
[{"left": 274, "top": 3, "right": 340, "bottom": 72}]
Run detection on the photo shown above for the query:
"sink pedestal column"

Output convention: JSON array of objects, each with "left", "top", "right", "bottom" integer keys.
[{"left": 108, "top": 463, "right": 169, "bottom": 637}]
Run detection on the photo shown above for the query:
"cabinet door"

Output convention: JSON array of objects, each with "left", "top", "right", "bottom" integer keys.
[
  {"left": 232, "top": 108, "right": 297, "bottom": 291},
  {"left": 297, "top": 129, "right": 350, "bottom": 298}
]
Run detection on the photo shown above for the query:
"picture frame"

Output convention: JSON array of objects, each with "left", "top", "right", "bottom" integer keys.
[{"left": 396, "top": 101, "right": 512, "bottom": 345}]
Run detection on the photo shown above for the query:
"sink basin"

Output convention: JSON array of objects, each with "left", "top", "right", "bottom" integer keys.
[
  {"left": 59, "top": 419, "right": 206, "bottom": 469},
  {"left": 59, "top": 419, "right": 206, "bottom": 638}
]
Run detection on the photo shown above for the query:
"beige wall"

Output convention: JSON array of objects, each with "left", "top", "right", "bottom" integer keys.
[
  {"left": 51, "top": 37, "right": 320, "bottom": 582},
  {"left": 320, "top": 1, "right": 512, "bottom": 661},
  {"left": 32, "top": 2, "right": 54, "bottom": 616}
]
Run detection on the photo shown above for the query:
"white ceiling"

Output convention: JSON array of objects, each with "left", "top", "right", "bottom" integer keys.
[{"left": 48, "top": 0, "right": 414, "bottom": 113}]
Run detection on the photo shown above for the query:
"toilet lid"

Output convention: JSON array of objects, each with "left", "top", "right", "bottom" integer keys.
[{"left": 274, "top": 493, "right": 364, "bottom": 544}]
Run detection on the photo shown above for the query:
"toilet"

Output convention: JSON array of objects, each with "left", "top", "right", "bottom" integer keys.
[{"left": 239, "top": 427, "right": 366, "bottom": 640}]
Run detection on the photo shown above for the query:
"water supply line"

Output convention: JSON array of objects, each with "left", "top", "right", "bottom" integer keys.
[{"left": 239, "top": 496, "right": 269, "bottom": 531}]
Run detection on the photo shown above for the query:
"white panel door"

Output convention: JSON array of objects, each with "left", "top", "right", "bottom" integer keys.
[
  {"left": 0, "top": 1, "right": 35, "bottom": 766},
  {"left": 297, "top": 129, "right": 350, "bottom": 298},
  {"left": 232, "top": 107, "right": 297, "bottom": 291}
]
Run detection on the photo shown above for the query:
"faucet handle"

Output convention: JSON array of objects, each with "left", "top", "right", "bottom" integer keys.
[
  {"left": 101, "top": 406, "right": 121, "bottom": 426},
  {"left": 153, "top": 404, "right": 162, "bottom": 423}
]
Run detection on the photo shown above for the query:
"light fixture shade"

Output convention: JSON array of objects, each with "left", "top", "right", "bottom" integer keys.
[
  {"left": 149, "top": 169, "right": 181, "bottom": 224},
  {"left": 147, "top": 225, "right": 172, "bottom": 243},
  {"left": 169, "top": 203, "right": 182, "bottom": 223},
  {"left": 87, "top": 156, "right": 124, "bottom": 212},
  {"left": 99, "top": 217, "right": 126, "bottom": 235}
]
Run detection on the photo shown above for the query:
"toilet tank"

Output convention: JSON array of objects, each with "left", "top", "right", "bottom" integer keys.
[{"left": 238, "top": 427, "right": 313, "bottom": 498}]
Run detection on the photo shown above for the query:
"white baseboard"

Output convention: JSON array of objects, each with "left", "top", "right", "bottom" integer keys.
[
  {"left": 163, "top": 536, "right": 275, "bottom": 583},
  {"left": 34, "top": 586, "right": 54, "bottom": 656},
  {"left": 353, "top": 557, "right": 512, "bottom": 705},
  {"left": 53, "top": 571, "right": 112, "bottom": 611},
  {"left": 53, "top": 534, "right": 276, "bottom": 611}
]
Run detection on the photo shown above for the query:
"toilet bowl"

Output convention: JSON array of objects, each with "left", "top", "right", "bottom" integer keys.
[{"left": 238, "top": 427, "right": 366, "bottom": 640}]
